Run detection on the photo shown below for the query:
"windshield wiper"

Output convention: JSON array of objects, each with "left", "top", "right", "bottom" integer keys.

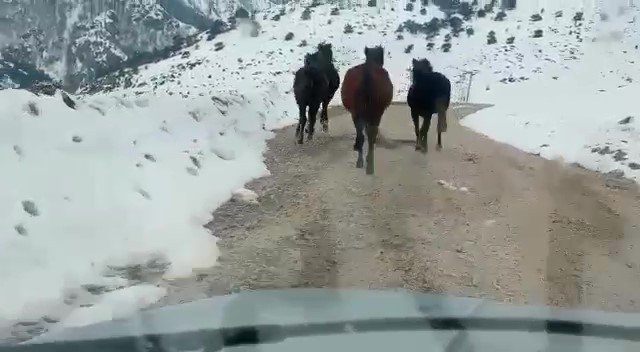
[{"left": 3, "top": 316, "right": 639, "bottom": 352}]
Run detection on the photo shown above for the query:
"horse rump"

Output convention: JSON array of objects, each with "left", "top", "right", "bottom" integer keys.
[{"left": 293, "top": 65, "right": 327, "bottom": 104}]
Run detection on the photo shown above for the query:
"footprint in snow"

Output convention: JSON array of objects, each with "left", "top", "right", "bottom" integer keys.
[
  {"left": 22, "top": 200, "right": 40, "bottom": 216},
  {"left": 186, "top": 167, "right": 199, "bottom": 176},
  {"left": 144, "top": 153, "right": 156, "bottom": 162},
  {"left": 211, "top": 146, "right": 236, "bottom": 161},
  {"left": 137, "top": 189, "right": 151, "bottom": 200},
  {"left": 26, "top": 102, "right": 40, "bottom": 116},
  {"left": 15, "top": 224, "right": 27, "bottom": 236},
  {"left": 189, "top": 156, "right": 201, "bottom": 169}
]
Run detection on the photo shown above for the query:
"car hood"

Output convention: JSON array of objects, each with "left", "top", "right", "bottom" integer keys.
[{"left": 27, "top": 288, "right": 640, "bottom": 350}]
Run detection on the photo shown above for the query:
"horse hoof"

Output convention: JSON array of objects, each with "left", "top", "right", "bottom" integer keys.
[
  {"left": 415, "top": 144, "right": 422, "bottom": 151},
  {"left": 297, "top": 139, "right": 303, "bottom": 145},
  {"left": 366, "top": 167, "right": 374, "bottom": 175},
  {"left": 356, "top": 159, "right": 364, "bottom": 168},
  {"left": 322, "top": 124, "right": 328, "bottom": 133},
  {"left": 420, "top": 147, "right": 428, "bottom": 154},
  {"left": 436, "top": 144, "right": 442, "bottom": 151}
]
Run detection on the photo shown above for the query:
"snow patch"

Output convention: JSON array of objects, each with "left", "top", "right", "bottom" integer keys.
[
  {"left": 437, "top": 180, "right": 469, "bottom": 192},
  {"left": 0, "top": 86, "right": 277, "bottom": 321},
  {"left": 232, "top": 188, "right": 259, "bottom": 204},
  {"left": 59, "top": 285, "right": 166, "bottom": 328}
]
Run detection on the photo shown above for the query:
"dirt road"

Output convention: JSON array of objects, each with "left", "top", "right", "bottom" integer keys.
[{"left": 159, "top": 103, "right": 640, "bottom": 313}]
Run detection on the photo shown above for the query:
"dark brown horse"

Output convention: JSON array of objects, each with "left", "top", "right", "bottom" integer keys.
[
  {"left": 341, "top": 46, "right": 393, "bottom": 175},
  {"left": 292, "top": 43, "right": 339, "bottom": 144},
  {"left": 316, "top": 43, "right": 340, "bottom": 132},
  {"left": 293, "top": 52, "right": 328, "bottom": 144}
]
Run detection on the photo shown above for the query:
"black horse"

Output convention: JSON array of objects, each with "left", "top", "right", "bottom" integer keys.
[
  {"left": 315, "top": 43, "right": 340, "bottom": 132},
  {"left": 292, "top": 43, "right": 340, "bottom": 144},
  {"left": 407, "top": 58, "right": 451, "bottom": 152},
  {"left": 293, "top": 52, "right": 328, "bottom": 144}
]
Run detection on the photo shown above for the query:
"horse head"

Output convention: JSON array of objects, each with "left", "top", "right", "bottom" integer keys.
[
  {"left": 411, "top": 58, "right": 433, "bottom": 83},
  {"left": 412, "top": 58, "right": 433, "bottom": 73},
  {"left": 317, "top": 42, "right": 334, "bottom": 63},
  {"left": 364, "top": 46, "right": 384, "bottom": 66}
]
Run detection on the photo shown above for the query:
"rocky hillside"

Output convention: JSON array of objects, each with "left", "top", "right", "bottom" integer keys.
[{"left": 0, "top": 0, "right": 239, "bottom": 90}]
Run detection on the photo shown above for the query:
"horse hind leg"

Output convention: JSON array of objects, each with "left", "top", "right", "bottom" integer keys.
[
  {"left": 410, "top": 108, "right": 420, "bottom": 151},
  {"left": 436, "top": 104, "right": 448, "bottom": 151},
  {"left": 419, "top": 112, "right": 433, "bottom": 154},
  {"left": 436, "top": 110, "right": 445, "bottom": 151},
  {"left": 320, "top": 100, "right": 329, "bottom": 132},
  {"left": 365, "top": 124, "right": 379, "bottom": 175},
  {"left": 307, "top": 102, "right": 320, "bottom": 140},
  {"left": 296, "top": 103, "right": 307, "bottom": 144},
  {"left": 321, "top": 89, "right": 336, "bottom": 132},
  {"left": 353, "top": 115, "right": 365, "bottom": 168}
]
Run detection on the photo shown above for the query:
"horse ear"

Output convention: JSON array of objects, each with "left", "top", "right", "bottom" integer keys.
[
  {"left": 412, "top": 58, "right": 418, "bottom": 66},
  {"left": 364, "top": 47, "right": 369, "bottom": 55}
]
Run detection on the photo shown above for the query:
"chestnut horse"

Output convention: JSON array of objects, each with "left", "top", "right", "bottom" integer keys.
[{"left": 341, "top": 46, "right": 393, "bottom": 175}]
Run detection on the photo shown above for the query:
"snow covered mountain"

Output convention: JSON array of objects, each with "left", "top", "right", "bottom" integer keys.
[
  {"left": 0, "top": 0, "right": 245, "bottom": 89},
  {"left": 2, "top": 0, "right": 640, "bottom": 344}
]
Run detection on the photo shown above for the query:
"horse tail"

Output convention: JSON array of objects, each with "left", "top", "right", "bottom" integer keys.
[
  {"left": 443, "top": 75, "right": 452, "bottom": 109},
  {"left": 437, "top": 74, "right": 452, "bottom": 133},
  {"left": 357, "top": 64, "right": 373, "bottom": 116}
]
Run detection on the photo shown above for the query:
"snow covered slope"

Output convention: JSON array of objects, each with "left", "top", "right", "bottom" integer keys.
[
  {"left": 1, "top": 0, "right": 640, "bottom": 341},
  {"left": 462, "top": 0, "right": 640, "bottom": 181}
]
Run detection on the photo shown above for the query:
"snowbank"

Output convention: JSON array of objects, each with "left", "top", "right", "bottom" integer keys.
[
  {"left": 463, "top": 72, "right": 640, "bottom": 180},
  {"left": 0, "top": 86, "right": 283, "bottom": 322},
  {"left": 463, "top": 0, "right": 640, "bottom": 181}
]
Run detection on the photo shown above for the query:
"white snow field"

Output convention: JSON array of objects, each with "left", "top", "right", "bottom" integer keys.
[{"left": 1, "top": 0, "right": 639, "bottom": 333}]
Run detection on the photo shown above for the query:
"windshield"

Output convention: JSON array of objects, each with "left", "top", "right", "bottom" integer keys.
[{"left": 1, "top": 0, "right": 640, "bottom": 348}]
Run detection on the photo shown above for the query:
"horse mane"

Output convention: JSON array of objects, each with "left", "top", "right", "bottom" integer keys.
[{"left": 364, "top": 46, "right": 384, "bottom": 66}]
